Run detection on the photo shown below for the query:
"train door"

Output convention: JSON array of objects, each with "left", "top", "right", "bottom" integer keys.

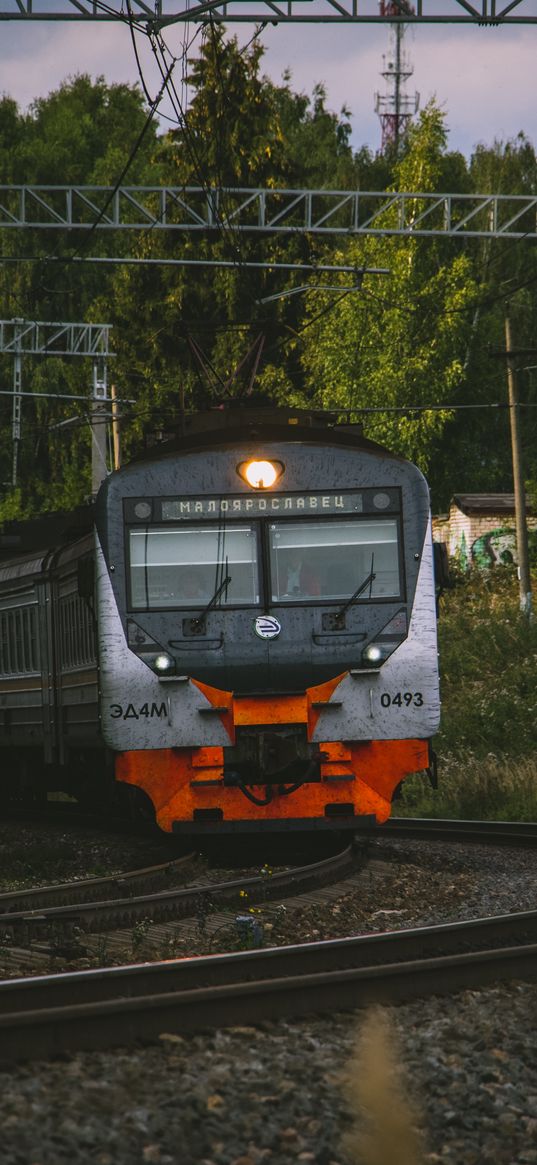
[{"left": 36, "top": 573, "right": 60, "bottom": 765}]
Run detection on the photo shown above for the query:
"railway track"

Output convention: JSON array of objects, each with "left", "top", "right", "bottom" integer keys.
[
  {"left": 0, "top": 839, "right": 359, "bottom": 940},
  {"left": 0, "top": 817, "right": 534, "bottom": 1063},
  {"left": 0, "top": 852, "right": 198, "bottom": 914},
  {"left": 0, "top": 899, "right": 536, "bottom": 1064},
  {"left": 382, "top": 817, "right": 537, "bottom": 844}
]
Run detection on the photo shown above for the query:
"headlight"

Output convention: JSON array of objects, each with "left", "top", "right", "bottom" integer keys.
[
  {"left": 359, "top": 609, "right": 408, "bottom": 669},
  {"left": 363, "top": 644, "right": 383, "bottom": 663},
  {"left": 237, "top": 459, "right": 284, "bottom": 489},
  {"left": 154, "top": 652, "right": 175, "bottom": 674},
  {"left": 361, "top": 641, "right": 400, "bottom": 668}
]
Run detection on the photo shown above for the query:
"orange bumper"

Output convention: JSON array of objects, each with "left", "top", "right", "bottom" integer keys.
[
  {"left": 115, "top": 676, "right": 430, "bottom": 832},
  {"left": 116, "top": 737, "right": 430, "bottom": 833}
]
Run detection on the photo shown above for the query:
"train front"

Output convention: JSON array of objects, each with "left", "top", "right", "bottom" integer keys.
[{"left": 94, "top": 410, "right": 440, "bottom": 833}]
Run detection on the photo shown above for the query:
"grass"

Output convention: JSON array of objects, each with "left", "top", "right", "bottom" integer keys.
[
  {"left": 396, "top": 566, "right": 537, "bottom": 821},
  {"left": 398, "top": 752, "right": 537, "bottom": 821},
  {"left": 341, "top": 1009, "right": 425, "bottom": 1165}
]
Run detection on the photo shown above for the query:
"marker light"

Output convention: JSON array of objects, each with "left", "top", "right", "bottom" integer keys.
[
  {"left": 154, "top": 652, "right": 175, "bottom": 674},
  {"left": 364, "top": 644, "right": 383, "bottom": 664},
  {"left": 238, "top": 459, "right": 283, "bottom": 490},
  {"left": 361, "top": 641, "right": 400, "bottom": 668}
]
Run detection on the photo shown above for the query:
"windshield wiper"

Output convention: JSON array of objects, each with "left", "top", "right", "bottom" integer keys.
[
  {"left": 335, "top": 553, "right": 376, "bottom": 620},
  {"left": 192, "top": 571, "right": 232, "bottom": 629}
]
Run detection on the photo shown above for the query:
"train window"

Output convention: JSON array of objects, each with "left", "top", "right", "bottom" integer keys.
[
  {"left": 269, "top": 519, "right": 401, "bottom": 602},
  {"left": 0, "top": 604, "right": 39, "bottom": 676},
  {"left": 58, "top": 592, "right": 96, "bottom": 670},
  {"left": 129, "top": 524, "right": 260, "bottom": 609},
  {"left": 0, "top": 612, "right": 10, "bottom": 673}
]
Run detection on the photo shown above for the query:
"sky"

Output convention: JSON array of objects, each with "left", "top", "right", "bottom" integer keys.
[{"left": 0, "top": 18, "right": 535, "bottom": 162}]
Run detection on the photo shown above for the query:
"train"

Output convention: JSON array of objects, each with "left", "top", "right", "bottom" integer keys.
[{"left": 0, "top": 405, "right": 440, "bottom": 833}]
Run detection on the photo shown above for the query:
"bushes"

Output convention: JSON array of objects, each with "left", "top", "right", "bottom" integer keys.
[{"left": 397, "top": 566, "right": 537, "bottom": 819}]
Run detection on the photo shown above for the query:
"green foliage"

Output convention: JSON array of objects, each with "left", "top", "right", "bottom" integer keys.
[
  {"left": 397, "top": 567, "right": 537, "bottom": 820},
  {"left": 0, "top": 75, "right": 159, "bottom": 515},
  {"left": 399, "top": 754, "right": 537, "bottom": 822},
  {"left": 12, "top": 74, "right": 157, "bottom": 185},
  {"left": 436, "top": 567, "right": 537, "bottom": 756},
  {"left": 298, "top": 104, "right": 478, "bottom": 471},
  {"left": 271, "top": 76, "right": 357, "bottom": 188},
  {"left": 0, "top": 53, "right": 536, "bottom": 520},
  {"left": 0, "top": 488, "right": 29, "bottom": 524},
  {"left": 168, "top": 26, "right": 288, "bottom": 188},
  {"left": 102, "top": 31, "right": 369, "bottom": 430},
  {"left": 432, "top": 132, "right": 537, "bottom": 509}
]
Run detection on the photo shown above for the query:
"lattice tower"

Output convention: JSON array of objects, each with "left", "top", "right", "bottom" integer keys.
[{"left": 375, "top": 1, "right": 420, "bottom": 152}]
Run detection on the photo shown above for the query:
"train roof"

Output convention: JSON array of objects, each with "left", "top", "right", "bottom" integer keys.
[
  {"left": 0, "top": 505, "right": 94, "bottom": 563},
  {"left": 0, "top": 409, "right": 413, "bottom": 564},
  {"left": 130, "top": 406, "right": 408, "bottom": 464}
]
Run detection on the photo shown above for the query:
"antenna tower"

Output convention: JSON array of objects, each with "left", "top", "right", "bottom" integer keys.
[{"left": 375, "top": 2, "right": 419, "bottom": 153}]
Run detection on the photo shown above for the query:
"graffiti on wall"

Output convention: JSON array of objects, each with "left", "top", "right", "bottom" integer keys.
[
  {"left": 471, "top": 527, "right": 516, "bottom": 569},
  {"left": 450, "top": 527, "right": 517, "bottom": 570}
]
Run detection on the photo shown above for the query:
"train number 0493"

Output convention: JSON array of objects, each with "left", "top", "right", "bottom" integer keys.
[{"left": 380, "top": 692, "right": 424, "bottom": 708}]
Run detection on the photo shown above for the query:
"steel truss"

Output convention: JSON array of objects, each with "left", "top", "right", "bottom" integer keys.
[
  {"left": 0, "top": 320, "right": 113, "bottom": 490},
  {"left": 2, "top": 186, "right": 537, "bottom": 240},
  {"left": 0, "top": 320, "right": 113, "bottom": 357},
  {"left": 0, "top": 0, "right": 535, "bottom": 22}
]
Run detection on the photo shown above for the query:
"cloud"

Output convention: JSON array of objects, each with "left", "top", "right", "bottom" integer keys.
[
  {"left": 0, "top": 19, "right": 534, "bottom": 159},
  {"left": 259, "top": 22, "right": 536, "bottom": 155},
  {"left": 0, "top": 24, "right": 155, "bottom": 108}
]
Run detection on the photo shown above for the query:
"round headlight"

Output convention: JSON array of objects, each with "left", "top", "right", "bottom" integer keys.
[
  {"left": 154, "top": 652, "right": 175, "bottom": 674},
  {"left": 364, "top": 644, "right": 383, "bottom": 663},
  {"left": 237, "top": 459, "right": 283, "bottom": 489}
]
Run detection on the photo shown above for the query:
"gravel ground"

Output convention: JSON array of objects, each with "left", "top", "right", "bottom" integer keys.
[
  {"left": 0, "top": 828, "right": 536, "bottom": 1164},
  {"left": 0, "top": 981, "right": 535, "bottom": 1165},
  {"left": 1, "top": 833, "right": 536, "bottom": 975},
  {"left": 76, "top": 835, "right": 537, "bottom": 967},
  {"left": 0, "top": 819, "right": 183, "bottom": 891}
]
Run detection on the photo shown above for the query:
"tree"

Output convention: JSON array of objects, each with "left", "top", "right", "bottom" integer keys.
[
  {"left": 296, "top": 103, "right": 477, "bottom": 487},
  {"left": 432, "top": 134, "right": 537, "bottom": 505},
  {"left": 106, "top": 28, "right": 374, "bottom": 443},
  {"left": 0, "top": 76, "right": 159, "bottom": 515}
]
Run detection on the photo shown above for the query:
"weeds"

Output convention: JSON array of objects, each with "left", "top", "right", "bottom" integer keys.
[
  {"left": 398, "top": 567, "right": 537, "bottom": 819},
  {"left": 398, "top": 752, "right": 537, "bottom": 821},
  {"left": 341, "top": 1009, "right": 424, "bottom": 1165},
  {"left": 436, "top": 567, "right": 537, "bottom": 758},
  {"left": 94, "top": 933, "right": 109, "bottom": 965},
  {"left": 130, "top": 917, "right": 153, "bottom": 958}
]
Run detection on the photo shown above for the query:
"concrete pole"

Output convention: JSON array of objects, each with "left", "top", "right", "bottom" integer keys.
[
  {"left": 111, "top": 382, "right": 121, "bottom": 471},
  {"left": 91, "top": 357, "right": 108, "bottom": 498},
  {"left": 504, "top": 309, "right": 533, "bottom": 620},
  {"left": 11, "top": 346, "right": 22, "bottom": 489}
]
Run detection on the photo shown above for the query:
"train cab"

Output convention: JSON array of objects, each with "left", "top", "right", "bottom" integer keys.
[{"left": 94, "top": 407, "right": 440, "bottom": 833}]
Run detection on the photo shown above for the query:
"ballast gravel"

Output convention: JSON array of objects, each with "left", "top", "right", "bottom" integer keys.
[
  {"left": 0, "top": 833, "right": 536, "bottom": 1163},
  {"left": 0, "top": 981, "right": 535, "bottom": 1165}
]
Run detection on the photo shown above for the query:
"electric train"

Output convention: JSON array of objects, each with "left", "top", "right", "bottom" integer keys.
[{"left": 0, "top": 406, "right": 440, "bottom": 833}]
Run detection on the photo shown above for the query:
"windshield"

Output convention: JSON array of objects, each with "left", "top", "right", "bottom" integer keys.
[
  {"left": 269, "top": 519, "right": 401, "bottom": 602},
  {"left": 129, "top": 524, "right": 259, "bottom": 609}
]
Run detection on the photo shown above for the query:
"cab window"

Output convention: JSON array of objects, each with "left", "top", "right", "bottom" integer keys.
[
  {"left": 129, "top": 524, "right": 259, "bottom": 609},
  {"left": 269, "top": 519, "right": 401, "bottom": 602}
]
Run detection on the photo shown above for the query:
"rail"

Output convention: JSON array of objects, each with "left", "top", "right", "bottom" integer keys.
[{"left": 0, "top": 818, "right": 534, "bottom": 1063}]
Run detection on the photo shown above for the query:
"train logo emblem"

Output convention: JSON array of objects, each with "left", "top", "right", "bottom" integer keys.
[{"left": 254, "top": 615, "right": 281, "bottom": 640}]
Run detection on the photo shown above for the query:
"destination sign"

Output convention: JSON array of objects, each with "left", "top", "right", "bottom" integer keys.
[
  {"left": 126, "top": 488, "right": 401, "bottom": 524},
  {"left": 160, "top": 492, "right": 364, "bottom": 519}
]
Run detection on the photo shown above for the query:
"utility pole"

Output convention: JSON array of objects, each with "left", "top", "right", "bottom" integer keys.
[
  {"left": 504, "top": 308, "right": 533, "bottom": 620},
  {"left": 11, "top": 320, "right": 23, "bottom": 488},
  {"left": 111, "top": 382, "right": 122, "bottom": 471},
  {"left": 91, "top": 356, "right": 109, "bottom": 498}
]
